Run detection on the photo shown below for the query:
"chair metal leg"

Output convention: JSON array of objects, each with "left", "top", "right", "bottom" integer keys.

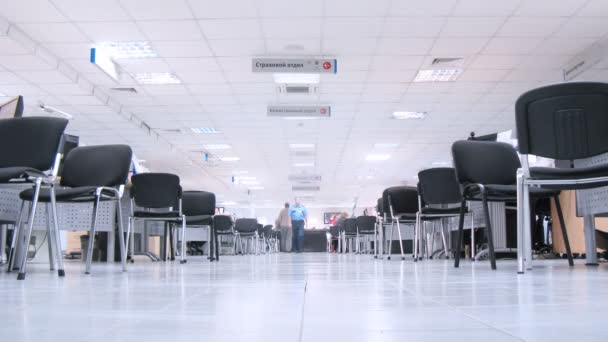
[
  {"left": 554, "top": 195, "right": 574, "bottom": 267},
  {"left": 387, "top": 220, "right": 394, "bottom": 260},
  {"left": 115, "top": 199, "right": 127, "bottom": 272},
  {"left": 523, "top": 181, "right": 533, "bottom": 270},
  {"left": 126, "top": 217, "right": 133, "bottom": 257},
  {"left": 17, "top": 178, "right": 43, "bottom": 280},
  {"left": 454, "top": 199, "right": 467, "bottom": 268},
  {"left": 45, "top": 204, "right": 56, "bottom": 271},
  {"left": 414, "top": 213, "right": 420, "bottom": 261},
  {"left": 85, "top": 193, "right": 101, "bottom": 274},
  {"left": 49, "top": 186, "right": 64, "bottom": 276},
  {"left": 440, "top": 219, "right": 449, "bottom": 260},
  {"left": 7, "top": 201, "right": 26, "bottom": 272},
  {"left": 169, "top": 224, "right": 175, "bottom": 261},
  {"left": 470, "top": 209, "right": 475, "bottom": 260},
  {"left": 517, "top": 171, "right": 525, "bottom": 274},
  {"left": 481, "top": 190, "right": 497, "bottom": 270},
  {"left": 180, "top": 216, "right": 187, "bottom": 264},
  {"left": 395, "top": 220, "right": 405, "bottom": 260}
]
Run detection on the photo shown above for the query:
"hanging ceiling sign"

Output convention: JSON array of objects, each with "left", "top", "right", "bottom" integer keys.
[
  {"left": 267, "top": 105, "right": 331, "bottom": 118},
  {"left": 252, "top": 58, "right": 337, "bottom": 73}
]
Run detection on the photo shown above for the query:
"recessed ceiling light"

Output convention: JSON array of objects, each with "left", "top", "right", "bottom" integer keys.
[
  {"left": 220, "top": 157, "right": 240, "bottom": 162},
  {"left": 366, "top": 154, "right": 391, "bottom": 161},
  {"left": 134, "top": 73, "right": 181, "bottom": 85},
  {"left": 413, "top": 69, "right": 462, "bottom": 82},
  {"left": 374, "top": 143, "right": 399, "bottom": 148},
  {"left": 191, "top": 127, "right": 220, "bottom": 134},
  {"left": 293, "top": 162, "right": 314, "bottom": 167},
  {"left": 273, "top": 73, "right": 320, "bottom": 84},
  {"left": 392, "top": 111, "right": 427, "bottom": 120},
  {"left": 95, "top": 41, "right": 157, "bottom": 59},
  {"left": 289, "top": 143, "right": 315, "bottom": 149},
  {"left": 204, "top": 144, "right": 231, "bottom": 150}
]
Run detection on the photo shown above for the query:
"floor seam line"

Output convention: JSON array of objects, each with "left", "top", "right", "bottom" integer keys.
[{"left": 297, "top": 277, "right": 308, "bottom": 342}]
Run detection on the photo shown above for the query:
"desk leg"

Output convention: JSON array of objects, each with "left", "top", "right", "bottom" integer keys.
[
  {"left": 583, "top": 215, "right": 599, "bottom": 265},
  {"left": 107, "top": 230, "right": 115, "bottom": 264}
]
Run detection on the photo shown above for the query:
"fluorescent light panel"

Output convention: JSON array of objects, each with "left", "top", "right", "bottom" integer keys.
[
  {"left": 289, "top": 143, "right": 315, "bottom": 149},
  {"left": 273, "top": 73, "right": 319, "bottom": 84},
  {"left": 393, "top": 111, "right": 427, "bottom": 120},
  {"left": 191, "top": 127, "right": 220, "bottom": 134},
  {"left": 95, "top": 41, "right": 157, "bottom": 59},
  {"left": 366, "top": 154, "right": 391, "bottom": 161},
  {"left": 414, "top": 69, "right": 462, "bottom": 82},
  {"left": 220, "top": 157, "right": 240, "bottom": 162},
  {"left": 204, "top": 144, "right": 231, "bottom": 150},
  {"left": 293, "top": 162, "right": 314, "bottom": 167},
  {"left": 134, "top": 73, "right": 181, "bottom": 85}
]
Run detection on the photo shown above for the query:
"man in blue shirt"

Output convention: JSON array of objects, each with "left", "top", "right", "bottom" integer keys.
[{"left": 289, "top": 197, "right": 308, "bottom": 253}]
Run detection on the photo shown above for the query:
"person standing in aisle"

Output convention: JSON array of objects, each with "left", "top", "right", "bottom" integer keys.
[
  {"left": 289, "top": 197, "right": 308, "bottom": 253},
  {"left": 275, "top": 202, "right": 292, "bottom": 252}
]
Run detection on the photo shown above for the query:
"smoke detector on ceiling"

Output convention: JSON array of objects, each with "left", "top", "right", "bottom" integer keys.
[{"left": 276, "top": 84, "right": 319, "bottom": 95}]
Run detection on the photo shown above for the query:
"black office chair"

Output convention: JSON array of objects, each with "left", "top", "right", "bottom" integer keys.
[
  {"left": 234, "top": 218, "right": 258, "bottom": 255},
  {"left": 451, "top": 140, "right": 570, "bottom": 270},
  {"left": 213, "top": 215, "right": 234, "bottom": 259},
  {"left": 327, "top": 225, "right": 341, "bottom": 253},
  {"left": 375, "top": 197, "right": 384, "bottom": 258},
  {"left": 182, "top": 190, "right": 215, "bottom": 261},
  {"left": 262, "top": 224, "right": 277, "bottom": 253},
  {"left": 515, "top": 81, "right": 608, "bottom": 273},
  {"left": 128, "top": 173, "right": 188, "bottom": 264},
  {"left": 383, "top": 186, "right": 418, "bottom": 260},
  {"left": 2, "top": 117, "right": 68, "bottom": 278},
  {"left": 416, "top": 168, "right": 470, "bottom": 261},
  {"left": 343, "top": 218, "right": 358, "bottom": 253},
  {"left": 356, "top": 216, "right": 377, "bottom": 255},
  {"left": 17, "top": 145, "right": 132, "bottom": 278}
]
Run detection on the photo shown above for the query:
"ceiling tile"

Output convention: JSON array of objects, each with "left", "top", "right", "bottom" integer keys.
[
  {"left": 78, "top": 22, "right": 146, "bottom": 41},
  {"left": 578, "top": 0, "right": 608, "bottom": 16},
  {"left": 383, "top": 18, "right": 444, "bottom": 38},
  {"left": 0, "top": 0, "right": 67, "bottom": 22},
  {"left": 515, "top": 0, "right": 587, "bottom": 16},
  {"left": 152, "top": 41, "right": 213, "bottom": 57},
  {"left": 469, "top": 55, "right": 524, "bottom": 69},
  {"left": 535, "top": 37, "right": 596, "bottom": 55},
  {"left": 0, "top": 55, "right": 56, "bottom": 70},
  {"left": 430, "top": 38, "right": 489, "bottom": 55},
  {"left": 0, "top": 36, "right": 34, "bottom": 55},
  {"left": 266, "top": 39, "right": 320, "bottom": 55},
  {"left": 18, "top": 23, "right": 89, "bottom": 43},
  {"left": 52, "top": 0, "right": 130, "bottom": 21},
  {"left": 260, "top": 0, "right": 324, "bottom": 17},
  {"left": 187, "top": 0, "right": 258, "bottom": 18},
  {"left": 165, "top": 57, "right": 219, "bottom": 72},
  {"left": 452, "top": 0, "right": 521, "bottom": 16},
  {"left": 0, "top": 71, "right": 27, "bottom": 84},
  {"left": 43, "top": 43, "right": 92, "bottom": 59},
  {"left": 483, "top": 37, "right": 543, "bottom": 54},
  {"left": 262, "top": 18, "right": 322, "bottom": 39},
  {"left": 554, "top": 17, "right": 608, "bottom": 38},
  {"left": 208, "top": 39, "right": 266, "bottom": 56},
  {"left": 324, "top": 0, "right": 391, "bottom": 17},
  {"left": 322, "top": 38, "right": 377, "bottom": 56},
  {"left": 16, "top": 69, "right": 74, "bottom": 84},
  {"left": 119, "top": 0, "right": 193, "bottom": 20},
  {"left": 376, "top": 38, "right": 433, "bottom": 55},
  {"left": 457, "top": 69, "right": 509, "bottom": 82},
  {"left": 138, "top": 20, "right": 202, "bottom": 41},
  {"left": 497, "top": 17, "right": 565, "bottom": 37},
  {"left": 389, "top": 0, "right": 458, "bottom": 16},
  {"left": 200, "top": 19, "right": 262, "bottom": 40},
  {"left": 441, "top": 17, "right": 504, "bottom": 37}
]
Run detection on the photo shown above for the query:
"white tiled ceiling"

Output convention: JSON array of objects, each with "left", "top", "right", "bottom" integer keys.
[{"left": 0, "top": 0, "right": 607, "bottom": 208}]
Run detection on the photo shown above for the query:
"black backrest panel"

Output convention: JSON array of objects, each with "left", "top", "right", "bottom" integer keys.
[
  {"left": 376, "top": 198, "right": 383, "bottom": 215},
  {"left": 344, "top": 218, "right": 357, "bottom": 233},
  {"left": 61, "top": 145, "right": 132, "bottom": 187},
  {"left": 182, "top": 190, "right": 215, "bottom": 216},
  {"left": 516, "top": 82, "right": 608, "bottom": 159},
  {"left": 452, "top": 140, "right": 520, "bottom": 185},
  {"left": 0, "top": 117, "right": 68, "bottom": 170},
  {"left": 356, "top": 216, "right": 376, "bottom": 231},
  {"left": 383, "top": 186, "right": 418, "bottom": 215},
  {"left": 234, "top": 218, "right": 258, "bottom": 233},
  {"left": 130, "top": 173, "right": 181, "bottom": 209},
  {"left": 418, "top": 168, "right": 462, "bottom": 205},
  {"left": 214, "top": 215, "right": 233, "bottom": 232}
]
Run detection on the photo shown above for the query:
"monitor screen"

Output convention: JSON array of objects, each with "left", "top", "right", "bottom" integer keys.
[
  {"left": 0, "top": 96, "right": 24, "bottom": 119},
  {"left": 324, "top": 212, "right": 341, "bottom": 225}
]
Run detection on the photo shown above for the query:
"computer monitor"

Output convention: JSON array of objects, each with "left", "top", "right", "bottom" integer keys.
[{"left": 0, "top": 96, "right": 24, "bottom": 119}]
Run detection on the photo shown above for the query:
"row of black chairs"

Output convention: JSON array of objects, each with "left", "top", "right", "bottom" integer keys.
[
  {"left": 377, "top": 82, "right": 608, "bottom": 272},
  {"left": 0, "top": 116, "right": 220, "bottom": 280},
  {"left": 213, "top": 216, "right": 278, "bottom": 256}
]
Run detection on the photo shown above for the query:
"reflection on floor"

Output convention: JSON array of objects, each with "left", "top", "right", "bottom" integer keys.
[{"left": 1, "top": 254, "right": 607, "bottom": 342}]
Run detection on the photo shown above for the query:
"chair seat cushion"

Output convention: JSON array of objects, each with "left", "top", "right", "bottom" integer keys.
[
  {"left": 530, "top": 165, "right": 608, "bottom": 189},
  {"left": 19, "top": 186, "right": 114, "bottom": 203},
  {"left": 185, "top": 215, "right": 213, "bottom": 226},
  {"left": 466, "top": 184, "right": 559, "bottom": 201},
  {"left": 0, "top": 167, "right": 45, "bottom": 183},
  {"left": 133, "top": 210, "right": 181, "bottom": 218},
  {"left": 421, "top": 207, "right": 466, "bottom": 216}
]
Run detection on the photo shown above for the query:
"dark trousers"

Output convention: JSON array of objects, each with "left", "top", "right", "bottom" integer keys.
[{"left": 292, "top": 220, "right": 305, "bottom": 253}]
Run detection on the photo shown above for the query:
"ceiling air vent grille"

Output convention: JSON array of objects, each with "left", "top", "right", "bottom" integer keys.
[
  {"left": 110, "top": 87, "right": 138, "bottom": 93},
  {"left": 430, "top": 57, "right": 465, "bottom": 67},
  {"left": 292, "top": 185, "right": 320, "bottom": 191}
]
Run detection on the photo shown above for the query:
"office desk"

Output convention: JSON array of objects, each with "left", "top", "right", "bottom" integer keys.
[{"left": 303, "top": 229, "right": 329, "bottom": 252}]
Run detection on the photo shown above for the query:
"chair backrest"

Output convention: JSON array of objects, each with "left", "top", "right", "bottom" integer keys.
[
  {"left": 417, "top": 167, "right": 462, "bottom": 205},
  {"left": 130, "top": 173, "right": 181, "bottom": 209},
  {"left": 256, "top": 223, "right": 264, "bottom": 236},
  {"left": 263, "top": 225, "right": 273, "bottom": 237},
  {"left": 382, "top": 186, "right": 418, "bottom": 215},
  {"left": 329, "top": 225, "right": 340, "bottom": 237},
  {"left": 356, "top": 216, "right": 376, "bottom": 232},
  {"left": 182, "top": 190, "right": 215, "bottom": 216},
  {"left": 234, "top": 218, "right": 258, "bottom": 233},
  {"left": 344, "top": 218, "right": 357, "bottom": 234},
  {"left": 452, "top": 140, "right": 520, "bottom": 185},
  {"left": 214, "top": 215, "right": 233, "bottom": 232},
  {"left": 516, "top": 82, "right": 608, "bottom": 160},
  {"left": 60, "top": 145, "right": 132, "bottom": 188},
  {"left": 0, "top": 116, "right": 68, "bottom": 170},
  {"left": 376, "top": 197, "right": 383, "bottom": 216}
]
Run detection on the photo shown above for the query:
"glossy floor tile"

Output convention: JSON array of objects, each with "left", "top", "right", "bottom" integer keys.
[{"left": 1, "top": 254, "right": 607, "bottom": 342}]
